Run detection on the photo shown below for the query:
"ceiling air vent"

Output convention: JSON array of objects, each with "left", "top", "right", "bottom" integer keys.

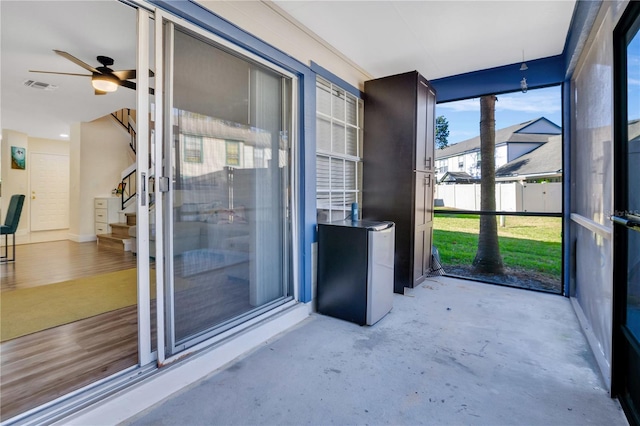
[{"left": 23, "top": 79, "right": 58, "bottom": 91}]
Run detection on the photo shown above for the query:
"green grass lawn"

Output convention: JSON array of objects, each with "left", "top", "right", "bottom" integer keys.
[{"left": 433, "top": 214, "right": 562, "bottom": 278}]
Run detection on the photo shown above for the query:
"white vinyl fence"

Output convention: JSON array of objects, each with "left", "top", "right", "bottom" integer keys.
[{"left": 435, "top": 182, "right": 562, "bottom": 213}]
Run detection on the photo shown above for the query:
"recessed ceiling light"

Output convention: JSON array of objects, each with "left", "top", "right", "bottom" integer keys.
[{"left": 60, "top": 133, "right": 69, "bottom": 138}]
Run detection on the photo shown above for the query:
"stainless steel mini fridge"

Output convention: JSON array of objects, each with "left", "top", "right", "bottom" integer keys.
[{"left": 317, "top": 220, "right": 395, "bottom": 326}]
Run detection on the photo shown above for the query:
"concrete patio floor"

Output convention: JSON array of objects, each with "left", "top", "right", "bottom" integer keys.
[{"left": 121, "top": 276, "right": 627, "bottom": 425}]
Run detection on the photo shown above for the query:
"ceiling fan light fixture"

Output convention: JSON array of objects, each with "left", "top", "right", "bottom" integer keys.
[{"left": 91, "top": 73, "right": 118, "bottom": 92}]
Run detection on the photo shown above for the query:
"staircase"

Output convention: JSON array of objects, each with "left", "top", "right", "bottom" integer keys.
[
  {"left": 96, "top": 109, "right": 142, "bottom": 252},
  {"left": 96, "top": 213, "right": 136, "bottom": 251}
]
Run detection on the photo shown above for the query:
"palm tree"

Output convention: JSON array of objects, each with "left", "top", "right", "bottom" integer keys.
[{"left": 473, "top": 94, "right": 504, "bottom": 274}]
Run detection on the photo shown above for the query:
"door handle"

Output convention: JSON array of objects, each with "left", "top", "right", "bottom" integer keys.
[
  {"left": 141, "top": 172, "right": 146, "bottom": 206},
  {"left": 425, "top": 157, "right": 432, "bottom": 169},
  {"left": 424, "top": 175, "right": 431, "bottom": 187},
  {"left": 609, "top": 215, "right": 640, "bottom": 232}
]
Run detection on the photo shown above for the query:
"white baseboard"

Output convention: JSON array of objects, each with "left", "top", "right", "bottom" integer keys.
[
  {"left": 68, "top": 233, "right": 97, "bottom": 243},
  {"left": 6, "top": 230, "right": 71, "bottom": 246}
]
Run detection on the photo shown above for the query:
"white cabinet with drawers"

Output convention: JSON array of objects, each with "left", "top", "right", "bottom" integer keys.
[{"left": 95, "top": 197, "right": 120, "bottom": 235}]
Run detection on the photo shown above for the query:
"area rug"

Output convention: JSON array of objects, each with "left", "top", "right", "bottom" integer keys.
[{"left": 0, "top": 268, "right": 154, "bottom": 342}]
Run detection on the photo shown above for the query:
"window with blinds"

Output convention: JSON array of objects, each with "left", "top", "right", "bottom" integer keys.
[{"left": 316, "top": 77, "right": 363, "bottom": 222}]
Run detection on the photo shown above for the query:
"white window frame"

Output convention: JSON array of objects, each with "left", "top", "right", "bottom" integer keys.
[{"left": 316, "top": 76, "right": 363, "bottom": 222}]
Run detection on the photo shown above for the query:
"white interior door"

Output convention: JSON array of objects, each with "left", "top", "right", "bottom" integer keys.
[{"left": 30, "top": 152, "right": 70, "bottom": 231}]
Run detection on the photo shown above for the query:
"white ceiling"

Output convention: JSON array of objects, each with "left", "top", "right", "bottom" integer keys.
[
  {"left": 273, "top": 0, "right": 576, "bottom": 80},
  {"left": 0, "top": 0, "right": 576, "bottom": 141},
  {"left": 1, "top": 1, "right": 138, "bottom": 141}
]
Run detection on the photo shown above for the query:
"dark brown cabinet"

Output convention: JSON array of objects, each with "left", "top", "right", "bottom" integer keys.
[{"left": 362, "top": 71, "right": 436, "bottom": 293}]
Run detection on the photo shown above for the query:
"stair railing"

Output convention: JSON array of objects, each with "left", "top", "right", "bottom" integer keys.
[
  {"left": 113, "top": 108, "right": 138, "bottom": 210},
  {"left": 120, "top": 169, "right": 137, "bottom": 211},
  {"left": 111, "top": 108, "right": 137, "bottom": 154}
]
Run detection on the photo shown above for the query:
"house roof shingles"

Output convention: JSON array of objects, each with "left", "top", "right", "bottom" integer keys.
[
  {"left": 435, "top": 117, "right": 561, "bottom": 159},
  {"left": 440, "top": 171, "right": 479, "bottom": 183},
  {"left": 496, "top": 135, "right": 563, "bottom": 178}
]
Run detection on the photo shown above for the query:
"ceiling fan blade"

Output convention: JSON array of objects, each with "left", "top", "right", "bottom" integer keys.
[
  {"left": 29, "top": 70, "right": 91, "bottom": 77},
  {"left": 118, "top": 79, "right": 155, "bottom": 95},
  {"left": 119, "top": 80, "right": 137, "bottom": 90},
  {"left": 54, "top": 50, "right": 99, "bottom": 73},
  {"left": 113, "top": 69, "right": 155, "bottom": 80},
  {"left": 112, "top": 69, "right": 136, "bottom": 80}
]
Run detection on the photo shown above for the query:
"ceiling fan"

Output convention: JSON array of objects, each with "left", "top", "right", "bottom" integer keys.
[{"left": 29, "top": 50, "right": 153, "bottom": 95}]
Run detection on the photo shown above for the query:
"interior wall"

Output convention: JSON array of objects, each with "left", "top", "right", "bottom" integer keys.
[
  {"left": 1, "top": 132, "right": 69, "bottom": 240},
  {"left": 29, "top": 137, "right": 69, "bottom": 155},
  {"left": 69, "top": 123, "right": 82, "bottom": 241},
  {"left": 1, "top": 130, "right": 30, "bottom": 233},
  {"left": 68, "top": 116, "right": 132, "bottom": 242},
  {"left": 3, "top": 116, "right": 129, "bottom": 243},
  {"left": 569, "top": 0, "right": 630, "bottom": 391}
]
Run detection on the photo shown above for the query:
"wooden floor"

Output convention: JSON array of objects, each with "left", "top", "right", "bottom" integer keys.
[
  {"left": 1, "top": 240, "right": 137, "bottom": 291},
  {"left": 0, "top": 240, "right": 256, "bottom": 421},
  {"left": 0, "top": 240, "right": 139, "bottom": 421}
]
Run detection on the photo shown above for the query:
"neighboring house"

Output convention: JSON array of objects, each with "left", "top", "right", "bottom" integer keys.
[
  {"left": 435, "top": 117, "right": 561, "bottom": 180},
  {"left": 438, "top": 171, "right": 479, "bottom": 184},
  {"left": 436, "top": 133, "right": 563, "bottom": 213},
  {"left": 496, "top": 134, "right": 563, "bottom": 183}
]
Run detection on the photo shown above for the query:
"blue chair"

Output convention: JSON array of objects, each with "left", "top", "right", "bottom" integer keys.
[{"left": 1, "top": 194, "right": 25, "bottom": 263}]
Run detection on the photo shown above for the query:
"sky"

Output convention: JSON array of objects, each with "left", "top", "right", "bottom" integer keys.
[{"left": 436, "top": 85, "right": 562, "bottom": 145}]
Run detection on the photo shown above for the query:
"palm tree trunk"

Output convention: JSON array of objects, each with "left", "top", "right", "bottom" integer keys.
[{"left": 473, "top": 95, "right": 504, "bottom": 274}]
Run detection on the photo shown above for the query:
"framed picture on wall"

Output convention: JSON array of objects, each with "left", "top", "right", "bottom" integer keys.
[{"left": 11, "top": 146, "right": 26, "bottom": 170}]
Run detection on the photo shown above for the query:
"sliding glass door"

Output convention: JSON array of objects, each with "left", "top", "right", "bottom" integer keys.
[
  {"left": 160, "top": 21, "right": 295, "bottom": 354},
  {"left": 0, "top": 1, "right": 297, "bottom": 421}
]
